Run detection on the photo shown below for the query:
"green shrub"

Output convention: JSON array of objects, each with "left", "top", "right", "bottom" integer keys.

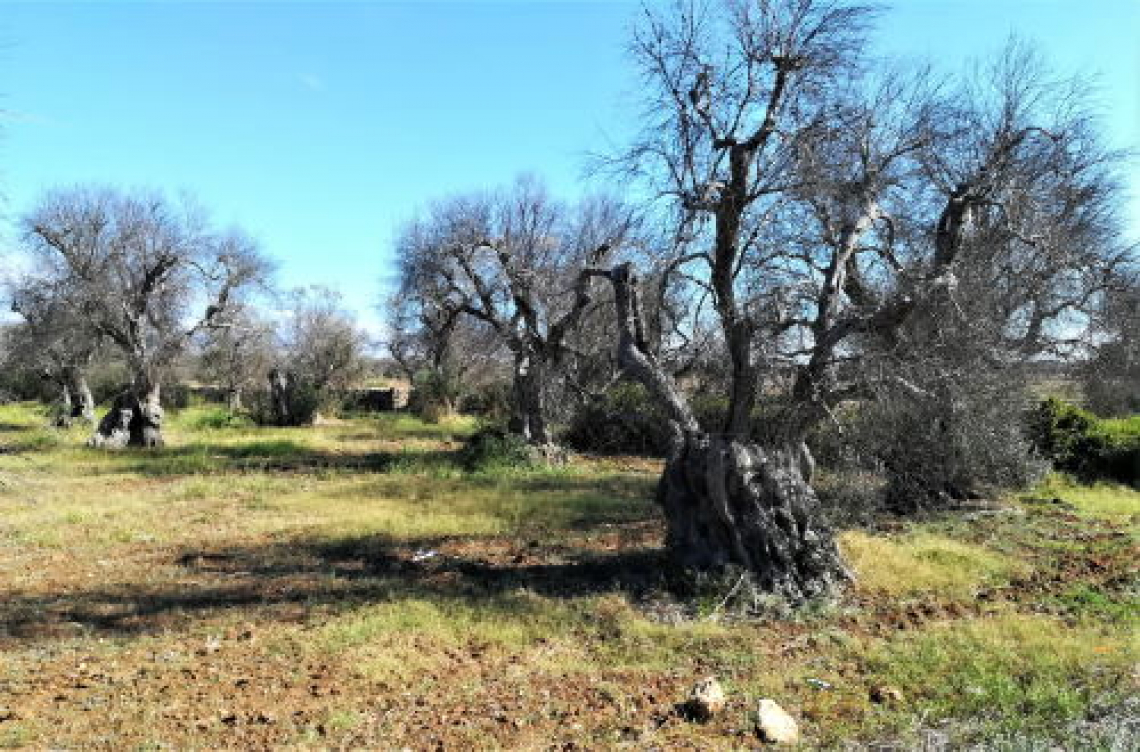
[
  {"left": 185, "top": 407, "right": 255, "bottom": 431},
  {"left": 246, "top": 381, "right": 324, "bottom": 426},
  {"left": 562, "top": 383, "right": 671, "bottom": 456},
  {"left": 851, "top": 382, "right": 1045, "bottom": 511},
  {"left": 1028, "top": 398, "right": 1140, "bottom": 486},
  {"left": 457, "top": 425, "right": 534, "bottom": 472},
  {"left": 457, "top": 382, "right": 512, "bottom": 421}
]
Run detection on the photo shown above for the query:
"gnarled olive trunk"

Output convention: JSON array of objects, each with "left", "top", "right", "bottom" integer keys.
[
  {"left": 659, "top": 432, "right": 847, "bottom": 601},
  {"left": 268, "top": 368, "right": 295, "bottom": 426},
  {"left": 89, "top": 383, "right": 163, "bottom": 448},
  {"left": 65, "top": 367, "right": 95, "bottom": 423},
  {"left": 593, "top": 263, "right": 850, "bottom": 600},
  {"left": 509, "top": 349, "right": 552, "bottom": 447}
]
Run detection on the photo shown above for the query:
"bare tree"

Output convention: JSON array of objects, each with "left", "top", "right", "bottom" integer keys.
[
  {"left": 6, "top": 275, "right": 101, "bottom": 422},
  {"left": 280, "top": 286, "right": 371, "bottom": 398},
  {"left": 21, "top": 186, "right": 272, "bottom": 447},
  {"left": 387, "top": 288, "right": 504, "bottom": 417},
  {"left": 597, "top": 2, "right": 1131, "bottom": 598},
  {"left": 196, "top": 306, "right": 276, "bottom": 411},
  {"left": 1080, "top": 270, "right": 1140, "bottom": 416},
  {"left": 589, "top": 0, "right": 876, "bottom": 599},
  {"left": 395, "top": 177, "right": 635, "bottom": 447}
]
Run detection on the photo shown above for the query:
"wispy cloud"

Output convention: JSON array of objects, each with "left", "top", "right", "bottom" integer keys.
[
  {"left": 298, "top": 73, "right": 325, "bottom": 92},
  {"left": 0, "top": 108, "right": 57, "bottom": 126}
]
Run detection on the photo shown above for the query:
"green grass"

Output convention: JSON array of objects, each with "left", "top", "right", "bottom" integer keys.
[
  {"left": 0, "top": 402, "right": 1136, "bottom": 748},
  {"left": 849, "top": 613, "right": 1135, "bottom": 744},
  {"left": 1028, "top": 473, "right": 1140, "bottom": 524},
  {"left": 840, "top": 531, "right": 1030, "bottom": 597}
]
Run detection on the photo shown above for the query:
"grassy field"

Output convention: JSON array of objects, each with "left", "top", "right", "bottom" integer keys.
[{"left": 0, "top": 403, "right": 1136, "bottom": 749}]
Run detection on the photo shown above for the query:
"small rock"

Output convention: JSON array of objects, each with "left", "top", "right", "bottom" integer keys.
[
  {"left": 869, "top": 685, "right": 904, "bottom": 706},
  {"left": 685, "top": 677, "right": 727, "bottom": 721},
  {"left": 198, "top": 635, "right": 222, "bottom": 655},
  {"left": 755, "top": 698, "right": 798, "bottom": 745}
]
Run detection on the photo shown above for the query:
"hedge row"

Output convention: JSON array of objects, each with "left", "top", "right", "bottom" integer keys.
[{"left": 1027, "top": 398, "right": 1140, "bottom": 487}]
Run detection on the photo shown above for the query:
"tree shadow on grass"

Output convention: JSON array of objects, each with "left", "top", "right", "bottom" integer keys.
[
  {"left": 0, "top": 530, "right": 670, "bottom": 642},
  {"left": 112, "top": 440, "right": 462, "bottom": 477}
]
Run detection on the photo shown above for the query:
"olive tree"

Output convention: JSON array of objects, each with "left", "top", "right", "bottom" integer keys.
[
  {"left": 595, "top": 1, "right": 1131, "bottom": 599},
  {"left": 196, "top": 306, "right": 276, "bottom": 411},
  {"left": 387, "top": 288, "right": 504, "bottom": 418},
  {"left": 6, "top": 275, "right": 101, "bottom": 422},
  {"left": 280, "top": 286, "right": 371, "bottom": 396},
  {"left": 394, "top": 177, "right": 634, "bottom": 447},
  {"left": 21, "top": 186, "right": 271, "bottom": 447}
]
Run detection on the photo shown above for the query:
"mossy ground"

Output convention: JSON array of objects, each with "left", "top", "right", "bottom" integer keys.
[{"left": 0, "top": 403, "right": 1135, "bottom": 749}]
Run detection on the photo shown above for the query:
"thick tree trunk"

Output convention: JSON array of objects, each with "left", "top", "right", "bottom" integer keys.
[
  {"left": 596, "top": 263, "right": 849, "bottom": 600},
  {"left": 55, "top": 382, "right": 74, "bottom": 427},
  {"left": 659, "top": 433, "right": 848, "bottom": 601},
  {"left": 89, "top": 383, "right": 163, "bottom": 448},
  {"left": 66, "top": 367, "right": 95, "bottom": 423},
  {"left": 268, "top": 368, "right": 295, "bottom": 426},
  {"left": 509, "top": 350, "right": 552, "bottom": 446}
]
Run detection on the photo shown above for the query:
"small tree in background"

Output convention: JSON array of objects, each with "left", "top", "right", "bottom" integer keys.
[
  {"left": 259, "top": 286, "right": 371, "bottom": 425},
  {"left": 196, "top": 306, "right": 276, "bottom": 411},
  {"left": 394, "top": 177, "right": 634, "bottom": 447},
  {"left": 20, "top": 186, "right": 272, "bottom": 447},
  {"left": 6, "top": 276, "right": 102, "bottom": 423}
]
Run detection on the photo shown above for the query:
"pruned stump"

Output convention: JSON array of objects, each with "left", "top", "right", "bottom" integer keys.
[
  {"left": 89, "top": 392, "right": 164, "bottom": 448},
  {"left": 658, "top": 433, "right": 849, "bottom": 603}
]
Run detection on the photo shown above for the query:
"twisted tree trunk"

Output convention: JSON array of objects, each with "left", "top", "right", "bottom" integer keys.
[
  {"left": 65, "top": 367, "right": 95, "bottom": 423},
  {"left": 268, "top": 368, "right": 296, "bottom": 426},
  {"left": 659, "top": 433, "right": 847, "bottom": 601},
  {"left": 89, "top": 382, "right": 163, "bottom": 448},
  {"left": 593, "top": 263, "right": 849, "bottom": 600},
  {"left": 509, "top": 349, "right": 552, "bottom": 446}
]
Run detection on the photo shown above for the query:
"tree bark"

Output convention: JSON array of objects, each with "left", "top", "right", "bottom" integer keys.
[
  {"left": 66, "top": 367, "right": 95, "bottom": 423},
  {"left": 509, "top": 349, "right": 552, "bottom": 446},
  {"left": 89, "top": 382, "right": 163, "bottom": 448},
  {"left": 597, "top": 263, "right": 849, "bottom": 600},
  {"left": 659, "top": 433, "right": 847, "bottom": 601},
  {"left": 55, "top": 381, "right": 74, "bottom": 427},
  {"left": 268, "top": 368, "right": 295, "bottom": 426}
]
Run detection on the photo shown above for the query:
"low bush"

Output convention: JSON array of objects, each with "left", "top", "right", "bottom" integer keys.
[
  {"left": 457, "top": 424, "right": 534, "bottom": 472},
  {"left": 562, "top": 383, "right": 671, "bottom": 456},
  {"left": 246, "top": 381, "right": 324, "bottom": 426},
  {"left": 1028, "top": 398, "right": 1139, "bottom": 486},
  {"left": 184, "top": 407, "right": 255, "bottom": 431},
  {"left": 849, "top": 382, "right": 1046, "bottom": 512}
]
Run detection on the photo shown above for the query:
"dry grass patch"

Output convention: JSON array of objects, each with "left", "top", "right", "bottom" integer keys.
[{"left": 840, "top": 530, "right": 1030, "bottom": 597}]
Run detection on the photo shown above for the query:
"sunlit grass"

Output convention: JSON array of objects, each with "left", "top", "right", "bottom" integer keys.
[
  {"left": 840, "top": 531, "right": 1030, "bottom": 597},
  {"left": 1028, "top": 474, "right": 1140, "bottom": 525},
  {"left": 848, "top": 613, "right": 1137, "bottom": 743},
  {"left": 1, "top": 402, "right": 1137, "bottom": 748}
]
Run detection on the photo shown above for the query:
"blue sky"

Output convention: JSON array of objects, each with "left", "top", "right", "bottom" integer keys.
[{"left": 1, "top": 1, "right": 1137, "bottom": 335}]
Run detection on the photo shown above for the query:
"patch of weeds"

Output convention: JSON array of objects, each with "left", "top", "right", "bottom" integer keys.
[
  {"left": 848, "top": 614, "right": 1135, "bottom": 744},
  {"left": 382, "top": 447, "right": 462, "bottom": 477},
  {"left": 0, "top": 724, "right": 34, "bottom": 748},
  {"left": 373, "top": 413, "right": 477, "bottom": 441},
  {"left": 324, "top": 709, "right": 362, "bottom": 732},
  {"left": 458, "top": 426, "right": 534, "bottom": 473},
  {"left": 1028, "top": 475, "right": 1140, "bottom": 524},
  {"left": 182, "top": 407, "right": 255, "bottom": 431},
  {"left": 9, "top": 429, "right": 65, "bottom": 452},
  {"left": 1048, "top": 582, "right": 1138, "bottom": 623},
  {"left": 840, "top": 531, "right": 1029, "bottom": 597}
]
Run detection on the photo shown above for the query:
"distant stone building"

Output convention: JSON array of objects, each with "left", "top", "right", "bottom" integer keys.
[{"left": 349, "top": 386, "right": 409, "bottom": 412}]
